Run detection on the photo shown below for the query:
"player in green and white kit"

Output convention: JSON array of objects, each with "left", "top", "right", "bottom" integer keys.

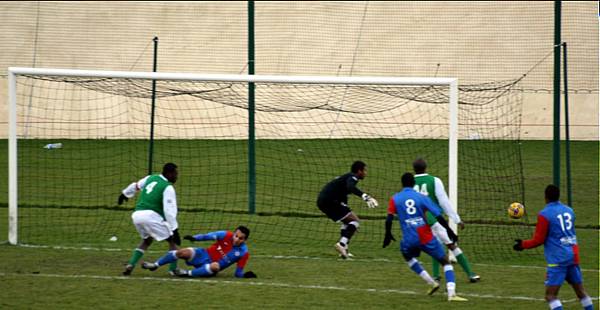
[
  {"left": 118, "top": 163, "right": 181, "bottom": 276},
  {"left": 413, "top": 158, "right": 480, "bottom": 283}
]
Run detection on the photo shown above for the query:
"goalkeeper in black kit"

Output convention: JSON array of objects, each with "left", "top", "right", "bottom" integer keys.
[{"left": 317, "top": 160, "right": 379, "bottom": 259}]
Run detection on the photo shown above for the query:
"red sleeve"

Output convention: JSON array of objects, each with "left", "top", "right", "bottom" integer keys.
[
  {"left": 236, "top": 252, "right": 249, "bottom": 269},
  {"left": 522, "top": 214, "right": 549, "bottom": 249},
  {"left": 387, "top": 198, "right": 396, "bottom": 215}
]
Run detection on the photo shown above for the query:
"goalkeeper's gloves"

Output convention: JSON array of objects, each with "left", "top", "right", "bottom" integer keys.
[
  {"left": 383, "top": 233, "right": 396, "bottom": 248},
  {"left": 183, "top": 235, "right": 196, "bottom": 242},
  {"left": 243, "top": 271, "right": 257, "bottom": 278},
  {"left": 361, "top": 193, "right": 379, "bottom": 208},
  {"left": 172, "top": 229, "right": 181, "bottom": 246},
  {"left": 513, "top": 239, "right": 524, "bottom": 251},
  {"left": 117, "top": 193, "right": 128, "bottom": 205}
]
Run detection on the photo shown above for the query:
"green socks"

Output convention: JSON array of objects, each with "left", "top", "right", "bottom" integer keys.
[
  {"left": 456, "top": 253, "right": 474, "bottom": 277},
  {"left": 432, "top": 259, "right": 440, "bottom": 279},
  {"left": 128, "top": 248, "right": 145, "bottom": 266}
]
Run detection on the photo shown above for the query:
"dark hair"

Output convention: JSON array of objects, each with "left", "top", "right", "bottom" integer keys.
[
  {"left": 401, "top": 172, "right": 415, "bottom": 187},
  {"left": 412, "top": 158, "right": 427, "bottom": 174},
  {"left": 351, "top": 161, "right": 367, "bottom": 173},
  {"left": 545, "top": 184, "right": 560, "bottom": 202},
  {"left": 236, "top": 225, "right": 250, "bottom": 239},
  {"left": 162, "top": 162, "right": 178, "bottom": 174}
]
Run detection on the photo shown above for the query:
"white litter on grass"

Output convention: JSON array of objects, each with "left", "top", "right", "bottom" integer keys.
[{"left": 43, "top": 143, "right": 63, "bottom": 149}]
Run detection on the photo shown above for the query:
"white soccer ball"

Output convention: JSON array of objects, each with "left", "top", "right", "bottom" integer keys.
[{"left": 109, "top": 235, "right": 118, "bottom": 242}]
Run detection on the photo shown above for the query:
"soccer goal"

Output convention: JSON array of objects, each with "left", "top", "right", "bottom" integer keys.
[{"left": 7, "top": 67, "right": 526, "bottom": 261}]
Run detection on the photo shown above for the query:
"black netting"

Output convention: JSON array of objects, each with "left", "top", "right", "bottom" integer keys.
[{"left": 11, "top": 73, "right": 539, "bottom": 263}]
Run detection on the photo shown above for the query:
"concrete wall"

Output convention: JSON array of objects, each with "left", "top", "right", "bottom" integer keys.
[{"left": 0, "top": 1, "right": 597, "bottom": 140}]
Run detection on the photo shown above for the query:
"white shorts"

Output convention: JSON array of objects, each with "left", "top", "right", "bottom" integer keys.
[
  {"left": 131, "top": 210, "right": 173, "bottom": 241},
  {"left": 431, "top": 222, "right": 453, "bottom": 245}
]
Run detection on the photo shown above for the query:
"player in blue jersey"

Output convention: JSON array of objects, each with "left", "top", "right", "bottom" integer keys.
[
  {"left": 384, "top": 172, "right": 467, "bottom": 302},
  {"left": 412, "top": 158, "right": 479, "bottom": 283},
  {"left": 513, "top": 185, "right": 593, "bottom": 310},
  {"left": 141, "top": 226, "right": 257, "bottom": 278}
]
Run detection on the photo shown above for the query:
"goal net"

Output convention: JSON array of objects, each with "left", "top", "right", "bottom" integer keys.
[{"left": 7, "top": 67, "right": 533, "bottom": 262}]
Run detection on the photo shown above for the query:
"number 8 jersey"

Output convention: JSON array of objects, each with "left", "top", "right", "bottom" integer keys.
[
  {"left": 522, "top": 201, "right": 579, "bottom": 266},
  {"left": 388, "top": 187, "right": 443, "bottom": 246}
]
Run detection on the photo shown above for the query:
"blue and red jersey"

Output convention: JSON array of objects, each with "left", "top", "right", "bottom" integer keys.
[
  {"left": 190, "top": 230, "right": 250, "bottom": 275},
  {"left": 388, "top": 187, "right": 442, "bottom": 246},
  {"left": 522, "top": 201, "right": 579, "bottom": 266}
]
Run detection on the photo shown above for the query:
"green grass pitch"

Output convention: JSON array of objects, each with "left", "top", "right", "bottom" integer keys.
[{"left": 0, "top": 139, "right": 597, "bottom": 309}]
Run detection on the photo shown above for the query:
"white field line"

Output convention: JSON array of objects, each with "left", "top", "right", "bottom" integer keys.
[
  {"left": 259, "top": 255, "right": 600, "bottom": 273},
  {"left": 0, "top": 272, "right": 547, "bottom": 303},
  {"left": 12, "top": 243, "right": 600, "bottom": 273},
  {"left": 1, "top": 272, "right": 598, "bottom": 304}
]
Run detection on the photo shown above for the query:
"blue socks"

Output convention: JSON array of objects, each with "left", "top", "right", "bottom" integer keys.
[
  {"left": 407, "top": 258, "right": 424, "bottom": 275},
  {"left": 549, "top": 299, "right": 563, "bottom": 310},
  {"left": 581, "top": 296, "right": 593, "bottom": 310},
  {"left": 444, "top": 264, "right": 455, "bottom": 284}
]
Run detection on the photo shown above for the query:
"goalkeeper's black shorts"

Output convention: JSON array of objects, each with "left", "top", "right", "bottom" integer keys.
[{"left": 317, "top": 198, "right": 352, "bottom": 222}]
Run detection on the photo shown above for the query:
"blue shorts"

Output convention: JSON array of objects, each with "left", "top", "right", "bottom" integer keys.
[
  {"left": 186, "top": 248, "right": 211, "bottom": 267},
  {"left": 545, "top": 264, "right": 583, "bottom": 286},
  {"left": 400, "top": 238, "right": 446, "bottom": 262}
]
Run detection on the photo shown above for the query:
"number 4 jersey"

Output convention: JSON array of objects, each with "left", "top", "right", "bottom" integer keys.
[
  {"left": 135, "top": 174, "right": 173, "bottom": 220},
  {"left": 121, "top": 173, "right": 178, "bottom": 231},
  {"left": 522, "top": 201, "right": 579, "bottom": 266}
]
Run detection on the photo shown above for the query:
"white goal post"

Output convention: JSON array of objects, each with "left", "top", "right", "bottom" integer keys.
[{"left": 7, "top": 66, "right": 459, "bottom": 245}]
